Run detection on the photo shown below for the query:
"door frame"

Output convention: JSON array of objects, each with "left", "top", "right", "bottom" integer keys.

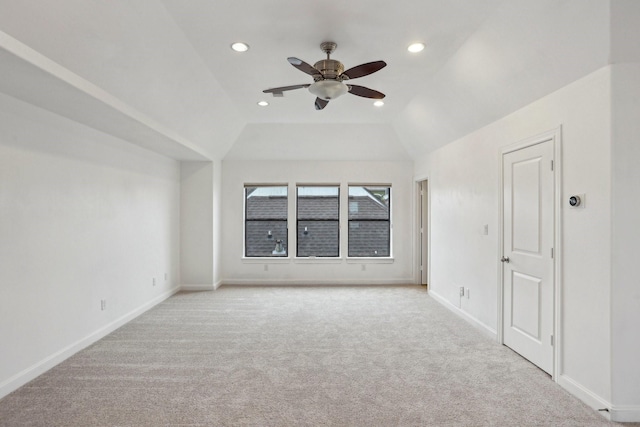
[
  {"left": 414, "top": 176, "right": 430, "bottom": 286},
  {"left": 498, "top": 127, "right": 563, "bottom": 380}
]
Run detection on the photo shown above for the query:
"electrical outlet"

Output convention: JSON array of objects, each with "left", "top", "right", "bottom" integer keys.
[
  {"left": 100, "top": 300, "right": 106, "bottom": 311},
  {"left": 361, "top": 264, "right": 366, "bottom": 272},
  {"left": 152, "top": 278, "right": 156, "bottom": 286},
  {"left": 264, "top": 264, "right": 268, "bottom": 272},
  {"left": 459, "top": 287, "right": 465, "bottom": 297},
  {"left": 466, "top": 288, "right": 470, "bottom": 299}
]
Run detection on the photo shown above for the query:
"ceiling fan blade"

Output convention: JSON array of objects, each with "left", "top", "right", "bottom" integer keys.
[
  {"left": 342, "top": 61, "right": 387, "bottom": 80},
  {"left": 347, "top": 84, "right": 385, "bottom": 99},
  {"left": 288, "top": 57, "right": 321, "bottom": 77},
  {"left": 263, "top": 84, "right": 311, "bottom": 95},
  {"left": 315, "top": 98, "right": 329, "bottom": 110}
]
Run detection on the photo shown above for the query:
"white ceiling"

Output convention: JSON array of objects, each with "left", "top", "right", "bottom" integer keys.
[{"left": 0, "top": 0, "right": 610, "bottom": 161}]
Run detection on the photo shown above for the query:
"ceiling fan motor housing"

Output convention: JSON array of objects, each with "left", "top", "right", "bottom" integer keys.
[{"left": 313, "top": 59, "right": 344, "bottom": 80}]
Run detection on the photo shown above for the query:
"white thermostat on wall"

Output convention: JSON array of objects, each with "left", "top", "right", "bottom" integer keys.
[{"left": 569, "top": 194, "right": 585, "bottom": 208}]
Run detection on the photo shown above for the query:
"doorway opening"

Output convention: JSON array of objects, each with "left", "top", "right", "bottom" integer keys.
[{"left": 417, "top": 179, "right": 429, "bottom": 288}]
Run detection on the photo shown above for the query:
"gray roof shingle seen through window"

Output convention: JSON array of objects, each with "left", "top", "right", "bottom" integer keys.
[
  {"left": 245, "top": 219, "right": 287, "bottom": 257},
  {"left": 347, "top": 192, "right": 390, "bottom": 257},
  {"left": 297, "top": 194, "right": 340, "bottom": 256},
  {"left": 246, "top": 196, "right": 287, "bottom": 220},
  {"left": 245, "top": 191, "right": 288, "bottom": 256},
  {"left": 298, "top": 196, "right": 339, "bottom": 220},
  {"left": 244, "top": 189, "right": 390, "bottom": 257},
  {"left": 297, "top": 220, "right": 339, "bottom": 257}
]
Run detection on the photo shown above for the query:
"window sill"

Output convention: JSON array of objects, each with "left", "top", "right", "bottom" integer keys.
[
  {"left": 346, "top": 257, "right": 394, "bottom": 264},
  {"left": 293, "top": 257, "right": 343, "bottom": 264},
  {"left": 242, "top": 257, "right": 291, "bottom": 264},
  {"left": 241, "top": 257, "right": 394, "bottom": 264}
]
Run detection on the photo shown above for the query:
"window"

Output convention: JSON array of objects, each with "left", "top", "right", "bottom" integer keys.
[
  {"left": 348, "top": 186, "right": 391, "bottom": 257},
  {"left": 245, "top": 186, "right": 288, "bottom": 257},
  {"left": 297, "top": 186, "right": 339, "bottom": 257}
]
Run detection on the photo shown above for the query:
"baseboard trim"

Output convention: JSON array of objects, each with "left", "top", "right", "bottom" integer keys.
[
  {"left": 0, "top": 286, "right": 180, "bottom": 400},
  {"left": 609, "top": 405, "right": 640, "bottom": 423},
  {"left": 557, "top": 374, "right": 612, "bottom": 419},
  {"left": 221, "top": 278, "right": 415, "bottom": 286},
  {"left": 428, "top": 290, "right": 497, "bottom": 339},
  {"left": 181, "top": 284, "right": 215, "bottom": 291},
  {"left": 556, "top": 375, "right": 640, "bottom": 422}
]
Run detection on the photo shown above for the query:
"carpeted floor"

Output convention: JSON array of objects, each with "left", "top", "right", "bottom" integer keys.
[{"left": 0, "top": 285, "right": 625, "bottom": 426}]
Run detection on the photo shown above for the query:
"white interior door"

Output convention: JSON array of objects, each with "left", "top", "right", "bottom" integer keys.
[{"left": 502, "top": 139, "right": 554, "bottom": 374}]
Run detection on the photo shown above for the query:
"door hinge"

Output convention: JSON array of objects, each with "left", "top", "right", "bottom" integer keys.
[
  {"left": 551, "top": 248, "right": 554, "bottom": 258},
  {"left": 550, "top": 335, "right": 554, "bottom": 346},
  {"left": 551, "top": 160, "right": 554, "bottom": 171}
]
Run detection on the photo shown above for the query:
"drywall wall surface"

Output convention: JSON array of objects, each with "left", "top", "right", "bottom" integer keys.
[
  {"left": 180, "top": 161, "right": 214, "bottom": 287},
  {"left": 608, "top": 1, "right": 640, "bottom": 417},
  {"left": 0, "top": 93, "right": 180, "bottom": 396},
  {"left": 610, "top": 61, "right": 640, "bottom": 415},
  {"left": 417, "top": 129, "right": 500, "bottom": 331},
  {"left": 221, "top": 160, "right": 414, "bottom": 284},
  {"left": 225, "top": 124, "right": 411, "bottom": 162},
  {"left": 213, "top": 159, "right": 223, "bottom": 289},
  {"left": 414, "top": 66, "right": 613, "bottom": 403}
]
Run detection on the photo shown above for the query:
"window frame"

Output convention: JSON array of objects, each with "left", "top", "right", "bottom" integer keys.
[
  {"left": 244, "top": 185, "right": 289, "bottom": 258},
  {"left": 295, "top": 185, "right": 341, "bottom": 258},
  {"left": 347, "top": 185, "right": 392, "bottom": 258}
]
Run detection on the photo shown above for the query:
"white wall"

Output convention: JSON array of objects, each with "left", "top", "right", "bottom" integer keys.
[
  {"left": 610, "top": 60, "right": 640, "bottom": 422},
  {"left": 414, "top": 67, "right": 613, "bottom": 407},
  {"left": 179, "top": 159, "right": 223, "bottom": 290},
  {"left": 225, "top": 124, "right": 411, "bottom": 162},
  {"left": 180, "top": 161, "right": 214, "bottom": 289},
  {"left": 221, "top": 160, "right": 414, "bottom": 284},
  {"left": 213, "top": 160, "right": 223, "bottom": 287},
  {"left": 0, "top": 93, "right": 181, "bottom": 398},
  {"left": 608, "top": 2, "right": 640, "bottom": 418}
]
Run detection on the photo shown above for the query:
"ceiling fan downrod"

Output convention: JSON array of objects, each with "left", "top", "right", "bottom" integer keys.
[
  {"left": 320, "top": 41, "right": 337, "bottom": 59},
  {"left": 315, "top": 42, "right": 343, "bottom": 80}
]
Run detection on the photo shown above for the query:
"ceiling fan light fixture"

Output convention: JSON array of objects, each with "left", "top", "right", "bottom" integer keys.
[
  {"left": 257, "top": 101, "right": 269, "bottom": 107},
  {"left": 265, "top": 42, "right": 386, "bottom": 109},
  {"left": 407, "top": 42, "right": 425, "bottom": 53},
  {"left": 308, "top": 80, "right": 348, "bottom": 100},
  {"left": 231, "top": 42, "right": 249, "bottom": 52},
  {"left": 373, "top": 100, "right": 385, "bottom": 107}
]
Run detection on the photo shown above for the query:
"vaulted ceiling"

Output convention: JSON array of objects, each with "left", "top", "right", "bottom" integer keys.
[{"left": 0, "top": 0, "right": 610, "bottom": 161}]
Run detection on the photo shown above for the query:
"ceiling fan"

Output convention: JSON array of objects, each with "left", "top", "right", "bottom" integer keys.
[{"left": 263, "top": 42, "right": 386, "bottom": 110}]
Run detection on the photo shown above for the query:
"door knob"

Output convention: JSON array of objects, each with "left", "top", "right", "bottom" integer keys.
[{"left": 501, "top": 256, "right": 510, "bottom": 263}]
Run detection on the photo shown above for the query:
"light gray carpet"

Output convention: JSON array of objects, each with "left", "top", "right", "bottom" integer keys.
[{"left": 0, "top": 285, "right": 623, "bottom": 426}]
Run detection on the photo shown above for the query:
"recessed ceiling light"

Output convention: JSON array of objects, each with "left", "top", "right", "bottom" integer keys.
[
  {"left": 407, "top": 42, "right": 425, "bottom": 53},
  {"left": 231, "top": 42, "right": 249, "bottom": 52},
  {"left": 374, "top": 100, "right": 385, "bottom": 107},
  {"left": 257, "top": 101, "right": 269, "bottom": 107}
]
